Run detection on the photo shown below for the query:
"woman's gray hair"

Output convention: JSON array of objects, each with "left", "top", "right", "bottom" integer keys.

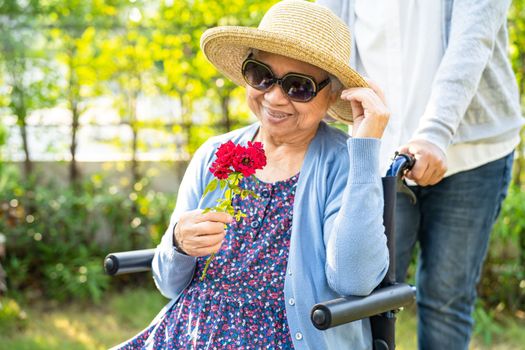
[{"left": 328, "top": 74, "right": 343, "bottom": 93}]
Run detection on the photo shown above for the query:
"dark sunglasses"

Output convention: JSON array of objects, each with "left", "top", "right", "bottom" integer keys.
[{"left": 241, "top": 56, "right": 331, "bottom": 102}]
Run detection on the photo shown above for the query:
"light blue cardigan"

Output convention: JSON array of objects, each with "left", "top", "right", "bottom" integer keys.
[{"left": 151, "top": 122, "right": 388, "bottom": 349}]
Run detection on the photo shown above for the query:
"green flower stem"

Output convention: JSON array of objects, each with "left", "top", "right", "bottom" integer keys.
[
  {"left": 200, "top": 252, "right": 215, "bottom": 281},
  {"left": 199, "top": 172, "right": 258, "bottom": 280}
]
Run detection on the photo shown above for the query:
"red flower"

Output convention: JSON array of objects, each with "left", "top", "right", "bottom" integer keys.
[
  {"left": 209, "top": 162, "right": 231, "bottom": 179},
  {"left": 209, "top": 141, "right": 236, "bottom": 179},
  {"left": 232, "top": 141, "right": 267, "bottom": 177},
  {"left": 215, "top": 141, "right": 237, "bottom": 165},
  {"left": 209, "top": 141, "right": 266, "bottom": 179}
]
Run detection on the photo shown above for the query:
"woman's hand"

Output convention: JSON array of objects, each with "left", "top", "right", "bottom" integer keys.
[
  {"left": 173, "top": 210, "right": 232, "bottom": 257},
  {"left": 340, "top": 79, "right": 390, "bottom": 139}
]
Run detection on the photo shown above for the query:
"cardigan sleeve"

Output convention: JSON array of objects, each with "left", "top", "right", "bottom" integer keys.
[
  {"left": 151, "top": 142, "right": 212, "bottom": 299},
  {"left": 412, "top": 0, "right": 512, "bottom": 152},
  {"left": 323, "top": 138, "right": 389, "bottom": 296}
]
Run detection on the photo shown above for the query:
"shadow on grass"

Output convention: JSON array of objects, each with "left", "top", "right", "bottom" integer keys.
[
  {"left": 0, "top": 287, "right": 167, "bottom": 350},
  {"left": 2, "top": 288, "right": 524, "bottom": 350}
]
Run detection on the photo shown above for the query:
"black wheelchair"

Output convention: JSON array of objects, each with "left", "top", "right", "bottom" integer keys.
[{"left": 104, "top": 154, "right": 417, "bottom": 350}]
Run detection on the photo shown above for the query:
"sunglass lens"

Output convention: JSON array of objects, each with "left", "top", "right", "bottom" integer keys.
[
  {"left": 243, "top": 61, "right": 274, "bottom": 90},
  {"left": 282, "top": 75, "right": 315, "bottom": 102}
]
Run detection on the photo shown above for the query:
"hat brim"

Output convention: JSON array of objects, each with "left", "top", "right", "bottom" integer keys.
[{"left": 201, "top": 26, "right": 368, "bottom": 124}]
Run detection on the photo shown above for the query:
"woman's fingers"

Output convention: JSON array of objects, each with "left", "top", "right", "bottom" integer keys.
[
  {"left": 175, "top": 209, "right": 231, "bottom": 257},
  {"left": 363, "top": 77, "right": 386, "bottom": 103},
  {"left": 196, "top": 211, "right": 233, "bottom": 224},
  {"left": 193, "top": 221, "right": 227, "bottom": 236},
  {"left": 192, "top": 244, "right": 224, "bottom": 257},
  {"left": 341, "top": 86, "right": 390, "bottom": 139},
  {"left": 183, "top": 232, "right": 226, "bottom": 256}
]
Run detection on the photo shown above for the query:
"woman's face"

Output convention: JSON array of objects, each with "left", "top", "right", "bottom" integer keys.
[{"left": 245, "top": 51, "right": 337, "bottom": 142}]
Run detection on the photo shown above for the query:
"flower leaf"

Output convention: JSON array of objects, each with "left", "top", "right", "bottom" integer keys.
[{"left": 203, "top": 179, "right": 218, "bottom": 197}]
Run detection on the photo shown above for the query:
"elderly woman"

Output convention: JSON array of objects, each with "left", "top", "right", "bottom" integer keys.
[{"left": 114, "top": 1, "right": 390, "bottom": 349}]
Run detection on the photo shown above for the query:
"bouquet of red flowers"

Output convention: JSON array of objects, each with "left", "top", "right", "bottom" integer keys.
[{"left": 200, "top": 140, "right": 267, "bottom": 280}]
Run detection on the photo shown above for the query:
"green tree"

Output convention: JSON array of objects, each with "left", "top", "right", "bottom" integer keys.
[
  {"left": 508, "top": 0, "right": 525, "bottom": 185},
  {"left": 96, "top": 6, "right": 157, "bottom": 185},
  {"left": 43, "top": 0, "right": 127, "bottom": 185},
  {"left": 0, "top": 1, "right": 60, "bottom": 180}
]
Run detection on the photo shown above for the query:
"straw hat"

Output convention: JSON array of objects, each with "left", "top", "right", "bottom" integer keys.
[{"left": 200, "top": 0, "right": 368, "bottom": 124}]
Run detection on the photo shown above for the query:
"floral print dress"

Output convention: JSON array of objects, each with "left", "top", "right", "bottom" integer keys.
[{"left": 116, "top": 173, "right": 299, "bottom": 349}]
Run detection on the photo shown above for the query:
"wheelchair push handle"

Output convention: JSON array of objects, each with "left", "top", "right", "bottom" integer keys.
[
  {"left": 311, "top": 283, "right": 416, "bottom": 330},
  {"left": 104, "top": 249, "right": 155, "bottom": 275},
  {"left": 386, "top": 153, "right": 416, "bottom": 178}
]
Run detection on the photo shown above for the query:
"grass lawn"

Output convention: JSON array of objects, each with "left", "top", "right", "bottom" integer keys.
[{"left": 1, "top": 287, "right": 524, "bottom": 349}]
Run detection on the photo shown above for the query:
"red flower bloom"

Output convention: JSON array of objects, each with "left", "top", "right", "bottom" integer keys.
[
  {"left": 232, "top": 141, "right": 267, "bottom": 177},
  {"left": 215, "top": 141, "right": 237, "bottom": 165},
  {"left": 209, "top": 141, "right": 266, "bottom": 179},
  {"left": 209, "top": 162, "right": 232, "bottom": 179},
  {"left": 209, "top": 141, "right": 237, "bottom": 179}
]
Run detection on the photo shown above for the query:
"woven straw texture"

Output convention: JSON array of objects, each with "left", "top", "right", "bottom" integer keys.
[{"left": 200, "top": 0, "right": 368, "bottom": 124}]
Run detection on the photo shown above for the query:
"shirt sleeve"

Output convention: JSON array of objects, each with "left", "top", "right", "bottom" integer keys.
[
  {"left": 412, "top": 0, "right": 512, "bottom": 152},
  {"left": 323, "top": 138, "right": 389, "bottom": 296},
  {"left": 151, "top": 142, "right": 212, "bottom": 299}
]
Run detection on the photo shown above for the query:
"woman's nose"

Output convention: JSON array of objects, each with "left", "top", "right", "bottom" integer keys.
[{"left": 264, "top": 84, "right": 289, "bottom": 104}]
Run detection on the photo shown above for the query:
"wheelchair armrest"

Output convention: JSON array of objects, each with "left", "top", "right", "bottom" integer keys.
[
  {"left": 311, "top": 283, "right": 416, "bottom": 330},
  {"left": 104, "top": 249, "right": 155, "bottom": 275}
]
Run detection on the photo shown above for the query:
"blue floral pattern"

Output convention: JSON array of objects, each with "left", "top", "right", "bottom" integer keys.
[{"left": 116, "top": 173, "right": 299, "bottom": 349}]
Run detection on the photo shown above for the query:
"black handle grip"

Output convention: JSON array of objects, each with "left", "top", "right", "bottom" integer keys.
[
  {"left": 311, "top": 283, "right": 416, "bottom": 330},
  {"left": 104, "top": 249, "right": 155, "bottom": 275}
]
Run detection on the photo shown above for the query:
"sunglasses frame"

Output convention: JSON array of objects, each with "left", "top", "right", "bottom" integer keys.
[{"left": 241, "top": 56, "right": 331, "bottom": 103}]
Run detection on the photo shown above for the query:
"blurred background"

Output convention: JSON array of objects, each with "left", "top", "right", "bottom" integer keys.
[{"left": 0, "top": 0, "right": 524, "bottom": 349}]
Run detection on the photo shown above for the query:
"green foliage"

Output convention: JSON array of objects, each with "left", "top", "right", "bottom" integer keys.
[
  {"left": 0, "top": 165, "right": 175, "bottom": 303},
  {"left": 0, "top": 297, "right": 27, "bottom": 333},
  {"left": 508, "top": 1, "right": 525, "bottom": 186},
  {"left": 478, "top": 185, "right": 525, "bottom": 313},
  {"left": 473, "top": 301, "right": 505, "bottom": 345},
  {"left": 0, "top": 122, "right": 5, "bottom": 149}
]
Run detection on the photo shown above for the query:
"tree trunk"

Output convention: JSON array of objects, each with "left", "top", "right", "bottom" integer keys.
[
  {"left": 12, "top": 83, "right": 32, "bottom": 180},
  {"left": 67, "top": 48, "right": 80, "bottom": 186},
  {"left": 129, "top": 89, "right": 141, "bottom": 186},
  {"left": 18, "top": 113, "right": 32, "bottom": 179},
  {"left": 69, "top": 102, "right": 80, "bottom": 185}
]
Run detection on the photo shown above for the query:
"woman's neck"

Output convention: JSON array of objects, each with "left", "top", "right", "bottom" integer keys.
[{"left": 253, "top": 126, "right": 316, "bottom": 183}]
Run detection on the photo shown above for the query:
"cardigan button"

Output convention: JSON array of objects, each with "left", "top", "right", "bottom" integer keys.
[
  {"left": 288, "top": 298, "right": 295, "bottom": 306},
  {"left": 295, "top": 332, "right": 303, "bottom": 340}
]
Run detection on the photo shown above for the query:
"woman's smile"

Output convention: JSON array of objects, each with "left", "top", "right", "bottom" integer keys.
[{"left": 263, "top": 106, "right": 294, "bottom": 122}]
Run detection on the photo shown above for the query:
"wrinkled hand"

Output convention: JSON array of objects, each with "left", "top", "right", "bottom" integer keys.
[
  {"left": 340, "top": 79, "right": 390, "bottom": 139},
  {"left": 174, "top": 210, "right": 232, "bottom": 257},
  {"left": 398, "top": 139, "right": 447, "bottom": 186}
]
